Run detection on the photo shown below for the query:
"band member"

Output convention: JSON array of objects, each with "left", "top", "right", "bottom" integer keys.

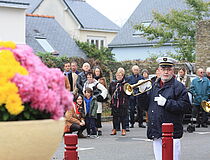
[
  {"left": 145, "top": 57, "right": 191, "bottom": 160},
  {"left": 190, "top": 68, "right": 210, "bottom": 128},
  {"left": 127, "top": 65, "right": 146, "bottom": 128}
]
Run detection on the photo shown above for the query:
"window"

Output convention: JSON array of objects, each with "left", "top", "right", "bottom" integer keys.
[
  {"left": 133, "top": 21, "right": 152, "bottom": 37},
  {"left": 95, "top": 40, "right": 99, "bottom": 48},
  {"left": 35, "top": 38, "right": 55, "bottom": 53},
  {"left": 100, "top": 40, "right": 104, "bottom": 48},
  {"left": 87, "top": 36, "right": 106, "bottom": 49},
  {"left": 91, "top": 39, "right": 94, "bottom": 45}
]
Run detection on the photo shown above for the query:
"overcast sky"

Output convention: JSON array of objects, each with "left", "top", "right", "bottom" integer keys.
[{"left": 86, "top": 0, "right": 142, "bottom": 27}]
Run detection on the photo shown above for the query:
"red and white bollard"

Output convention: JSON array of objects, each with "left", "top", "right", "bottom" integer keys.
[
  {"left": 162, "top": 123, "right": 174, "bottom": 160},
  {"left": 64, "top": 134, "right": 79, "bottom": 160}
]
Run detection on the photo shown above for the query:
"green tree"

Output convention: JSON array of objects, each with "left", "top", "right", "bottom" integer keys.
[
  {"left": 134, "top": 0, "right": 210, "bottom": 62},
  {"left": 76, "top": 41, "right": 115, "bottom": 63}
]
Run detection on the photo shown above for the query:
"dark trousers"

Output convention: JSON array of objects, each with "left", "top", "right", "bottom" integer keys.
[
  {"left": 129, "top": 99, "right": 137, "bottom": 125},
  {"left": 192, "top": 105, "right": 208, "bottom": 125},
  {"left": 96, "top": 113, "right": 102, "bottom": 128},
  {"left": 113, "top": 115, "right": 127, "bottom": 130},
  {"left": 70, "top": 123, "right": 86, "bottom": 134},
  {"left": 86, "top": 116, "right": 97, "bottom": 135},
  {"left": 136, "top": 104, "right": 144, "bottom": 125},
  {"left": 125, "top": 113, "right": 130, "bottom": 129}
]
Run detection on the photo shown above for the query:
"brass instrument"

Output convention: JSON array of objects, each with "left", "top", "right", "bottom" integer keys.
[
  {"left": 201, "top": 100, "right": 210, "bottom": 113},
  {"left": 124, "top": 79, "right": 152, "bottom": 96}
]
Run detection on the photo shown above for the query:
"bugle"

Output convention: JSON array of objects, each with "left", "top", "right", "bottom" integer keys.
[
  {"left": 124, "top": 79, "right": 152, "bottom": 96},
  {"left": 201, "top": 100, "right": 210, "bottom": 113}
]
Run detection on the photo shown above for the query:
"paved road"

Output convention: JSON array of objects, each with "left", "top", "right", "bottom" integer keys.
[{"left": 52, "top": 122, "right": 210, "bottom": 160}]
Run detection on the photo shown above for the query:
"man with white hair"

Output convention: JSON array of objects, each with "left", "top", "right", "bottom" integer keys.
[
  {"left": 127, "top": 65, "right": 146, "bottom": 128},
  {"left": 145, "top": 57, "right": 191, "bottom": 160},
  {"left": 76, "top": 62, "right": 91, "bottom": 94}
]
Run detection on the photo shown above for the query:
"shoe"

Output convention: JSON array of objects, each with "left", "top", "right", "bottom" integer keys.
[
  {"left": 98, "top": 130, "right": 102, "bottom": 136},
  {"left": 110, "top": 129, "right": 117, "bottom": 135},
  {"left": 77, "top": 133, "right": 87, "bottom": 138},
  {"left": 126, "top": 128, "right": 130, "bottom": 132},
  {"left": 139, "top": 124, "right": 146, "bottom": 128},
  {"left": 90, "top": 135, "right": 99, "bottom": 139},
  {"left": 121, "top": 129, "right": 126, "bottom": 136},
  {"left": 196, "top": 124, "right": 200, "bottom": 128},
  {"left": 130, "top": 124, "right": 134, "bottom": 128},
  {"left": 187, "top": 124, "right": 195, "bottom": 133},
  {"left": 201, "top": 124, "right": 208, "bottom": 128}
]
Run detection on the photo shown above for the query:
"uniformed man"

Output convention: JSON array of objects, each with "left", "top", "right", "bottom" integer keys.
[{"left": 145, "top": 57, "right": 191, "bottom": 160}]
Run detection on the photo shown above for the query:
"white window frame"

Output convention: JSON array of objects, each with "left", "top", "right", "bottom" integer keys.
[
  {"left": 35, "top": 37, "right": 56, "bottom": 53},
  {"left": 87, "top": 36, "right": 106, "bottom": 49}
]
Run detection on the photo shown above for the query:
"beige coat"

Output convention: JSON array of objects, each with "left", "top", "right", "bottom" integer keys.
[
  {"left": 64, "top": 103, "right": 84, "bottom": 132},
  {"left": 65, "top": 76, "right": 71, "bottom": 91}
]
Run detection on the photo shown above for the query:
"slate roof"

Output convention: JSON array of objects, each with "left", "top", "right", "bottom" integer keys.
[
  {"left": 26, "top": 14, "right": 86, "bottom": 58},
  {"left": 0, "top": 0, "right": 29, "bottom": 8},
  {"left": 64, "top": 0, "right": 120, "bottom": 32},
  {"left": 0, "top": 0, "right": 43, "bottom": 13},
  {"left": 109, "top": 0, "right": 210, "bottom": 48}
]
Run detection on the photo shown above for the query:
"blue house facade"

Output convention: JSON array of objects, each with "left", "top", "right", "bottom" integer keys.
[{"left": 109, "top": 0, "right": 209, "bottom": 61}]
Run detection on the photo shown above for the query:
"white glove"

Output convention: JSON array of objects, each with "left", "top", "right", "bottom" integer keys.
[{"left": 154, "top": 94, "right": 167, "bottom": 106}]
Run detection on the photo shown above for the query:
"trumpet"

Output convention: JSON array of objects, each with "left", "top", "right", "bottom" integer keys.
[
  {"left": 201, "top": 100, "right": 210, "bottom": 113},
  {"left": 124, "top": 79, "right": 152, "bottom": 96}
]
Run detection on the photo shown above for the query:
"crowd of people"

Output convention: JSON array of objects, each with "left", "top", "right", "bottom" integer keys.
[{"left": 63, "top": 58, "right": 209, "bottom": 160}]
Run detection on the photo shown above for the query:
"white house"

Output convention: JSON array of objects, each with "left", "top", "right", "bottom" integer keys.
[
  {"left": 0, "top": 0, "right": 86, "bottom": 57},
  {"left": 0, "top": 1, "right": 29, "bottom": 44},
  {"left": 32, "top": 0, "right": 120, "bottom": 49}
]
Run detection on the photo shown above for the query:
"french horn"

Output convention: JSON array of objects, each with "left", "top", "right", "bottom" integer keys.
[{"left": 124, "top": 79, "right": 152, "bottom": 96}]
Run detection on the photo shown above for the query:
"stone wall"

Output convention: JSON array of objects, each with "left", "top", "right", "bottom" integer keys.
[{"left": 196, "top": 20, "right": 210, "bottom": 70}]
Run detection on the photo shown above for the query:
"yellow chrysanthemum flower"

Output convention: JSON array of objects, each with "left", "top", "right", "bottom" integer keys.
[
  {"left": 0, "top": 87, "right": 8, "bottom": 104},
  {"left": 0, "top": 82, "right": 19, "bottom": 106},
  {"left": 0, "top": 43, "right": 28, "bottom": 115},
  {"left": 0, "top": 41, "right": 16, "bottom": 49},
  {"left": 6, "top": 94, "right": 24, "bottom": 115}
]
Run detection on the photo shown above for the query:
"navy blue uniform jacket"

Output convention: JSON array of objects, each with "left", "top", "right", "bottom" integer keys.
[{"left": 145, "top": 77, "right": 191, "bottom": 139}]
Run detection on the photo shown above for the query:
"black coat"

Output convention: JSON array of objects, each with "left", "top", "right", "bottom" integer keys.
[
  {"left": 76, "top": 71, "right": 87, "bottom": 94},
  {"left": 109, "top": 79, "right": 129, "bottom": 117},
  {"left": 145, "top": 77, "right": 191, "bottom": 139}
]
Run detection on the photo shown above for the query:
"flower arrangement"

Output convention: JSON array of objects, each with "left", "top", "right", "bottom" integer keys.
[{"left": 0, "top": 41, "right": 73, "bottom": 121}]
